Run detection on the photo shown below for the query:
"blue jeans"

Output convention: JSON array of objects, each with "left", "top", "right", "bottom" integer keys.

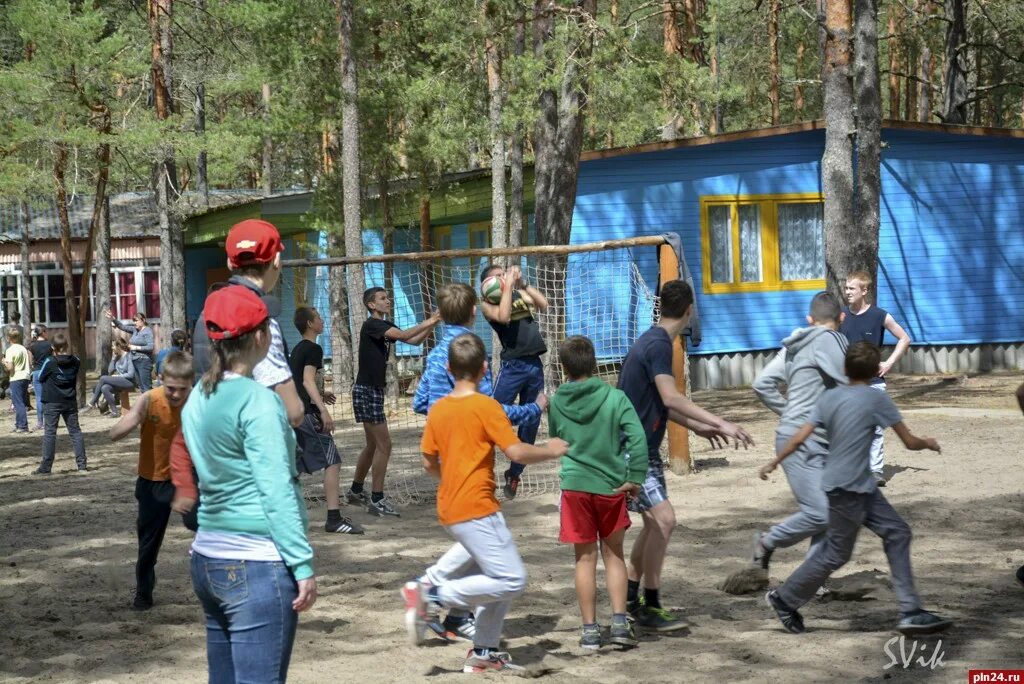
[
  {"left": 32, "top": 371, "right": 43, "bottom": 427},
  {"left": 133, "top": 356, "right": 153, "bottom": 392},
  {"left": 10, "top": 379, "right": 28, "bottom": 430},
  {"left": 492, "top": 358, "right": 544, "bottom": 478},
  {"left": 191, "top": 552, "right": 299, "bottom": 684}
]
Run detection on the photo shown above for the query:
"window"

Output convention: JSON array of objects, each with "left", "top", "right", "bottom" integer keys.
[
  {"left": 143, "top": 271, "right": 160, "bottom": 319},
  {"left": 0, "top": 268, "right": 159, "bottom": 325},
  {"left": 468, "top": 222, "right": 491, "bottom": 278},
  {"left": 700, "top": 194, "right": 825, "bottom": 294},
  {"left": 1, "top": 276, "right": 18, "bottom": 323}
]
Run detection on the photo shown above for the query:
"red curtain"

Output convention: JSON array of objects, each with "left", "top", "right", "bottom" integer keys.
[
  {"left": 117, "top": 272, "right": 137, "bottom": 319},
  {"left": 143, "top": 271, "right": 160, "bottom": 319}
]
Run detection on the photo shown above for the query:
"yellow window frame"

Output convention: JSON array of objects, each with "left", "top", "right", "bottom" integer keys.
[{"left": 700, "top": 193, "right": 826, "bottom": 294}]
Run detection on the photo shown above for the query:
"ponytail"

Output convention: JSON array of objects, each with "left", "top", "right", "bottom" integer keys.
[
  {"left": 201, "top": 343, "right": 229, "bottom": 396},
  {"left": 200, "top": 318, "right": 270, "bottom": 396}
]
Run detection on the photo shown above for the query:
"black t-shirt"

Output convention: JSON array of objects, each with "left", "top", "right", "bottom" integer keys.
[
  {"left": 289, "top": 339, "right": 324, "bottom": 414},
  {"left": 617, "top": 326, "right": 675, "bottom": 459},
  {"left": 487, "top": 291, "right": 547, "bottom": 361},
  {"left": 356, "top": 317, "right": 397, "bottom": 387},
  {"left": 30, "top": 340, "right": 53, "bottom": 372},
  {"left": 840, "top": 305, "right": 888, "bottom": 385}
]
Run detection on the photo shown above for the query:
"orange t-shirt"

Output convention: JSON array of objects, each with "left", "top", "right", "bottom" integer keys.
[
  {"left": 420, "top": 393, "right": 521, "bottom": 526},
  {"left": 139, "top": 387, "right": 181, "bottom": 482}
]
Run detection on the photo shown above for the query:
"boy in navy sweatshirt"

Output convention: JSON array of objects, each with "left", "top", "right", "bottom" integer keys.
[{"left": 35, "top": 333, "right": 87, "bottom": 474}]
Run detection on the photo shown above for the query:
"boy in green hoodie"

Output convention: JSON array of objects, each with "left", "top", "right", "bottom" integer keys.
[{"left": 548, "top": 335, "right": 648, "bottom": 650}]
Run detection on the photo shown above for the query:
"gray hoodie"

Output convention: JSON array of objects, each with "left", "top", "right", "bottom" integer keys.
[{"left": 753, "top": 325, "right": 848, "bottom": 443}]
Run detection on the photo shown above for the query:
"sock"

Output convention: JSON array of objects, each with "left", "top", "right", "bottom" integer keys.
[
  {"left": 350, "top": 481, "right": 364, "bottom": 494},
  {"left": 627, "top": 579, "right": 640, "bottom": 603},
  {"left": 426, "top": 585, "right": 441, "bottom": 605},
  {"left": 644, "top": 588, "right": 661, "bottom": 609},
  {"left": 583, "top": 622, "right": 598, "bottom": 630},
  {"left": 611, "top": 613, "right": 628, "bottom": 625},
  {"left": 327, "top": 509, "right": 341, "bottom": 523},
  {"left": 371, "top": 491, "right": 384, "bottom": 503}
]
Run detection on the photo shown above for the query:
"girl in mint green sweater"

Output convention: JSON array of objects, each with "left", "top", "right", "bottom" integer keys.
[{"left": 182, "top": 285, "right": 316, "bottom": 683}]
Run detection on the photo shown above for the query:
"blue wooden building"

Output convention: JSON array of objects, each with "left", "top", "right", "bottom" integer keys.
[{"left": 184, "top": 120, "right": 1024, "bottom": 388}]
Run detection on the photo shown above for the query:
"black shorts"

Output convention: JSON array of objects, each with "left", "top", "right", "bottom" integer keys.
[
  {"left": 295, "top": 413, "right": 342, "bottom": 474},
  {"left": 352, "top": 384, "right": 386, "bottom": 424}
]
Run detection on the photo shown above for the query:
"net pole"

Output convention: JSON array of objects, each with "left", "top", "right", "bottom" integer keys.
[{"left": 659, "top": 242, "right": 692, "bottom": 475}]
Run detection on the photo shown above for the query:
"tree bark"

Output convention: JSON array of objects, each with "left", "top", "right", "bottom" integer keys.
[
  {"left": 795, "top": 40, "right": 806, "bottom": 117},
  {"left": 328, "top": 230, "right": 353, "bottom": 394},
  {"left": 95, "top": 195, "right": 112, "bottom": 374},
  {"left": 379, "top": 166, "right": 399, "bottom": 406},
  {"left": 941, "top": 0, "right": 968, "bottom": 124},
  {"left": 195, "top": 0, "right": 208, "bottom": 207},
  {"left": 79, "top": 107, "right": 111, "bottom": 336},
  {"left": 918, "top": 47, "right": 933, "bottom": 121},
  {"left": 262, "top": 82, "right": 273, "bottom": 194},
  {"left": 821, "top": 0, "right": 856, "bottom": 298},
  {"left": 418, "top": 192, "right": 435, "bottom": 355},
  {"left": 54, "top": 142, "right": 86, "bottom": 404},
  {"left": 19, "top": 201, "right": 32, "bottom": 338},
  {"left": 768, "top": 0, "right": 781, "bottom": 125},
  {"left": 661, "top": 0, "right": 684, "bottom": 140},
  {"left": 337, "top": 0, "right": 365, "bottom": 380},
  {"left": 484, "top": 1, "right": 507, "bottom": 255},
  {"left": 887, "top": 10, "right": 901, "bottom": 118},
  {"left": 508, "top": 6, "right": 526, "bottom": 249},
  {"left": 854, "top": 0, "right": 882, "bottom": 300}
]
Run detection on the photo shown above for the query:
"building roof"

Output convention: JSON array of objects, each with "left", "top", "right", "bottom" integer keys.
[{"left": 0, "top": 190, "right": 262, "bottom": 243}]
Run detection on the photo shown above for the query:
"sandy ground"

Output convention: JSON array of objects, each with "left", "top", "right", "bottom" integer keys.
[{"left": 1, "top": 372, "right": 1022, "bottom": 683}]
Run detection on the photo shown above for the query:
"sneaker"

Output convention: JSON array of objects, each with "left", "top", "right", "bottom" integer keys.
[
  {"left": 462, "top": 650, "right": 524, "bottom": 673},
  {"left": 579, "top": 624, "right": 602, "bottom": 650},
  {"left": 752, "top": 531, "right": 773, "bottom": 571},
  {"left": 400, "top": 581, "right": 439, "bottom": 646},
  {"left": 765, "top": 590, "right": 805, "bottom": 634},
  {"left": 896, "top": 610, "right": 952, "bottom": 636},
  {"left": 815, "top": 585, "right": 832, "bottom": 599},
  {"left": 368, "top": 495, "right": 400, "bottom": 517},
  {"left": 325, "top": 516, "right": 364, "bottom": 534},
  {"left": 442, "top": 614, "right": 476, "bottom": 641},
  {"left": 634, "top": 605, "right": 688, "bottom": 632},
  {"left": 874, "top": 472, "right": 887, "bottom": 487},
  {"left": 609, "top": 620, "right": 638, "bottom": 648},
  {"left": 502, "top": 469, "right": 520, "bottom": 500},
  {"left": 32, "top": 467, "right": 51, "bottom": 475},
  {"left": 345, "top": 488, "right": 369, "bottom": 506},
  {"left": 132, "top": 593, "right": 153, "bottom": 611},
  {"left": 1016, "top": 564, "right": 1024, "bottom": 588}
]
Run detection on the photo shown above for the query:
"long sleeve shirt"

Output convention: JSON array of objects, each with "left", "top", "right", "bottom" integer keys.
[
  {"left": 114, "top": 321, "right": 154, "bottom": 358},
  {"left": 413, "top": 323, "right": 541, "bottom": 426},
  {"left": 109, "top": 353, "right": 136, "bottom": 381}
]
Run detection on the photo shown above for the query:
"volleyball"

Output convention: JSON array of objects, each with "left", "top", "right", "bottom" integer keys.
[{"left": 481, "top": 274, "right": 503, "bottom": 304}]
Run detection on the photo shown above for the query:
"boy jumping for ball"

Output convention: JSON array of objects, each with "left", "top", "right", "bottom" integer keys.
[
  {"left": 402, "top": 332, "right": 569, "bottom": 673},
  {"left": 349, "top": 287, "right": 440, "bottom": 517},
  {"left": 479, "top": 263, "right": 548, "bottom": 499},
  {"left": 760, "top": 341, "right": 952, "bottom": 636},
  {"left": 109, "top": 351, "right": 194, "bottom": 610},
  {"left": 619, "top": 280, "right": 753, "bottom": 631},
  {"left": 549, "top": 335, "right": 648, "bottom": 650}
]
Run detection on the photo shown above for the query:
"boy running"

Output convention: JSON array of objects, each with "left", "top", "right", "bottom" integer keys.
[
  {"left": 549, "top": 336, "right": 647, "bottom": 650},
  {"left": 291, "top": 306, "right": 362, "bottom": 534},
  {"left": 750, "top": 292, "right": 848, "bottom": 571},
  {"left": 402, "top": 333, "right": 569, "bottom": 673},
  {"left": 109, "top": 351, "right": 194, "bottom": 610},
  {"left": 840, "top": 271, "right": 912, "bottom": 486},
  {"left": 760, "top": 341, "right": 952, "bottom": 636},
  {"left": 618, "top": 280, "right": 753, "bottom": 631},
  {"left": 34, "top": 333, "right": 86, "bottom": 474},
  {"left": 349, "top": 287, "right": 440, "bottom": 517},
  {"left": 479, "top": 263, "right": 548, "bottom": 499}
]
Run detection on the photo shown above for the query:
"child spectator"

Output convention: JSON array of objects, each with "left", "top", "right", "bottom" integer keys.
[
  {"left": 29, "top": 325, "right": 51, "bottom": 431},
  {"left": 34, "top": 333, "right": 86, "bottom": 473},
  {"left": 3, "top": 327, "right": 31, "bottom": 433}
]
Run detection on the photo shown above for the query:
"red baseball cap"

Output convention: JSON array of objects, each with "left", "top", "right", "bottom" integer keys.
[
  {"left": 204, "top": 285, "right": 269, "bottom": 340},
  {"left": 226, "top": 219, "right": 284, "bottom": 268}
]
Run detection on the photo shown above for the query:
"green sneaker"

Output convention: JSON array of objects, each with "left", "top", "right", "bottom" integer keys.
[
  {"left": 579, "top": 624, "right": 602, "bottom": 650},
  {"left": 635, "top": 605, "right": 688, "bottom": 633},
  {"left": 609, "top": 619, "right": 638, "bottom": 648}
]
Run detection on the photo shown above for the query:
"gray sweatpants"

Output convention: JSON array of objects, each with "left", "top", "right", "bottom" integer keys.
[
  {"left": 776, "top": 488, "right": 922, "bottom": 613},
  {"left": 430, "top": 512, "right": 527, "bottom": 649},
  {"left": 762, "top": 433, "right": 829, "bottom": 558}
]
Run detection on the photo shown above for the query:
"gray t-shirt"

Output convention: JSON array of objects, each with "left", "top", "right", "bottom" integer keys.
[{"left": 809, "top": 384, "right": 903, "bottom": 493}]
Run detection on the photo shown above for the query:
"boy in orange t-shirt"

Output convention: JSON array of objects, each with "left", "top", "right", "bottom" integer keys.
[
  {"left": 110, "top": 351, "right": 194, "bottom": 611},
  {"left": 402, "top": 333, "right": 568, "bottom": 674}
]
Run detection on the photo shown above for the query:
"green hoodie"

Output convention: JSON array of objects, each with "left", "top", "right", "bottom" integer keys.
[{"left": 549, "top": 376, "right": 649, "bottom": 495}]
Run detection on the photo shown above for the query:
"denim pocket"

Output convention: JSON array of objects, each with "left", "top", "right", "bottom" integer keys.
[{"left": 205, "top": 561, "right": 249, "bottom": 603}]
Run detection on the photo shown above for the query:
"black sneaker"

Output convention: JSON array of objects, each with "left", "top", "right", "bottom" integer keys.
[
  {"left": 609, "top": 619, "right": 638, "bottom": 648},
  {"left": 752, "top": 531, "right": 773, "bottom": 570},
  {"left": 1016, "top": 564, "right": 1024, "bottom": 588},
  {"left": 32, "top": 467, "right": 51, "bottom": 475},
  {"left": 132, "top": 594, "right": 153, "bottom": 611},
  {"left": 897, "top": 610, "right": 952, "bottom": 636},
  {"left": 325, "top": 516, "right": 364, "bottom": 534},
  {"left": 634, "top": 604, "right": 688, "bottom": 632},
  {"left": 766, "top": 590, "right": 805, "bottom": 634},
  {"left": 874, "top": 472, "right": 887, "bottom": 487},
  {"left": 345, "top": 488, "right": 369, "bottom": 506},
  {"left": 502, "top": 469, "right": 520, "bottom": 500}
]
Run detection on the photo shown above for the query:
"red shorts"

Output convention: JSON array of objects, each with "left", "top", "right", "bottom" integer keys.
[{"left": 559, "top": 490, "right": 631, "bottom": 544}]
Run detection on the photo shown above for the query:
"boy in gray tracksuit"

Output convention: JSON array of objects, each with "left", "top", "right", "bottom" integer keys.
[{"left": 750, "top": 292, "right": 848, "bottom": 570}]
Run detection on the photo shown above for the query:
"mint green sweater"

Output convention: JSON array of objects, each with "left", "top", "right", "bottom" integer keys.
[
  {"left": 548, "top": 377, "right": 649, "bottom": 495},
  {"left": 182, "top": 376, "right": 314, "bottom": 580}
]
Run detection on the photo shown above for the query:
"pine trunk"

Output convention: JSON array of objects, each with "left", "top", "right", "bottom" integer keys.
[
  {"left": 19, "top": 201, "right": 32, "bottom": 337},
  {"left": 854, "top": 0, "right": 882, "bottom": 299},
  {"left": 262, "top": 82, "right": 273, "bottom": 194},
  {"left": 887, "top": 11, "right": 900, "bottom": 118},
  {"left": 80, "top": 108, "right": 111, "bottom": 336},
  {"left": 54, "top": 142, "right": 86, "bottom": 404},
  {"left": 508, "top": 7, "right": 526, "bottom": 249},
  {"left": 768, "top": 0, "right": 781, "bottom": 125},
  {"left": 795, "top": 40, "right": 806, "bottom": 117},
  {"left": 485, "top": 3, "right": 507, "bottom": 255},
  {"left": 821, "top": 0, "right": 856, "bottom": 298},
  {"left": 195, "top": 0, "right": 208, "bottom": 207},
  {"left": 328, "top": 231, "right": 353, "bottom": 394},
  {"left": 661, "top": 0, "right": 683, "bottom": 140},
  {"left": 942, "top": 0, "right": 968, "bottom": 124},
  {"left": 338, "top": 0, "right": 365, "bottom": 379},
  {"left": 918, "top": 47, "right": 933, "bottom": 121},
  {"left": 95, "top": 196, "right": 112, "bottom": 374}
]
